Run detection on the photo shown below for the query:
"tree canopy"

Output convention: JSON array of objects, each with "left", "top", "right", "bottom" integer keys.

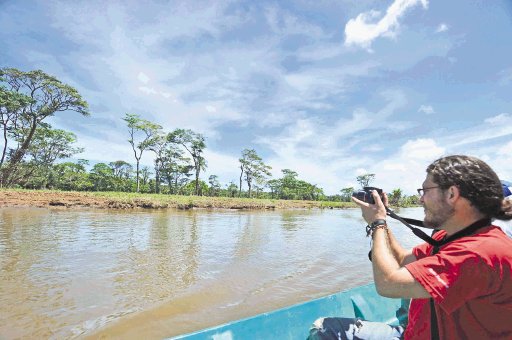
[{"left": 0, "top": 68, "right": 89, "bottom": 186}]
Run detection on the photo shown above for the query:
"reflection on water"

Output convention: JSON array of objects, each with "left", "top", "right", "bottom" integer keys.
[{"left": 0, "top": 207, "right": 424, "bottom": 339}]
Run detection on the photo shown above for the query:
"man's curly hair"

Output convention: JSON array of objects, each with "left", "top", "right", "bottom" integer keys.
[{"left": 427, "top": 155, "right": 511, "bottom": 220}]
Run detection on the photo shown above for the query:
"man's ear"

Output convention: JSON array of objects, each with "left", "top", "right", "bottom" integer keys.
[{"left": 447, "top": 186, "right": 460, "bottom": 202}]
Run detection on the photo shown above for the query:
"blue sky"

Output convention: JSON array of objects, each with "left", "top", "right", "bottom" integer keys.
[{"left": 1, "top": 0, "right": 511, "bottom": 194}]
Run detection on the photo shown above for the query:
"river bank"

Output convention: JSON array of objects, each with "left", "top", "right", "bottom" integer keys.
[{"left": 0, "top": 189, "right": 356, "bottom": 210}]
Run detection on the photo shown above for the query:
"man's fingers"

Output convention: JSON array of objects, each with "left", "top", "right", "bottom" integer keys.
[
  {"left": 351, "top": 196, "right": 369, "bottom": 207},
  {"left": 371, "top": 190, "right": 382, "bottom": 202},
  {"left": 382, "top": 192, "right": 389, "bottom": 206}
]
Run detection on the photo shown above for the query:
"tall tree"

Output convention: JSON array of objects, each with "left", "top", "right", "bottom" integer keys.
[
  {"left": 159, "top": 144, "right": 193, "bottom": 194},
  {"left": 389, "top": 188, "right": 403, "bottom": 206},
  {"left": 356, "top": 173, "right": 375, "bottom": 188},
  {"left": 239, "top": 149, "right": 272, "bottom": 198},
  {"left": 280, "top": 169, "right": 299, "bottom": 199},
  {"left": 208, "top": 175, "right": 221, "bottom": 196},
  {"left": 123, "top": 113, "right": 162, "bottom": 192},
  {"left": 340, "top": 187, "right": 355, "bottom": 202},
  {"left": 109, "top": 160, "right": 132, "bottom": 179},
  {"left": 24, "top": 124, "right": 83, "bottom": 166},
  {"left": 168, "top": 129, "right": 207, "bottom": 196},
  {"left": 0, "top": 68, "right": 89, "bottom": 186},
  {"left": 90, "top": 163, "right": 115, "bottom": 191},
  {"left": 226, "top": 181, "right": 238, "bottom": 198},
  {"left": 148, "top": 132, "right": 168, "bottom": 194},
  {"left": 52, "top": 160, "right": 91, "bottom": 191},
  {"left": 267, "top": 179, "right": 281, "bottom": 199},
  {"left": 21, "top": 124, "right": 83, "bottom": 188},
  {"left": 0, "top": 86, "right": 33, "bottom": 167}
]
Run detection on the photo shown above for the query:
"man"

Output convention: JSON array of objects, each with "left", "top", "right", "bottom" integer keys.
[{"left": 308, "top": 155, "right": 512, "bottom": 339}]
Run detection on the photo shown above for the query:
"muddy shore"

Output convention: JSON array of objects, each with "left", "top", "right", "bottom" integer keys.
[{"left": 0, "top": 190, "right": 355, "bottom": 210}]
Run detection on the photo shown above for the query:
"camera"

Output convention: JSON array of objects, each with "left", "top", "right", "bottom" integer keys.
[{"left": 352, "top": 187, "right": 383, "bottom": 204}]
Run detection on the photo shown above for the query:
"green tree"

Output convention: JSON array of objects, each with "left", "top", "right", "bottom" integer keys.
[
  {"left": 181, "top": 179, "right": 208, "bottom": 196},
  {"left": 148, "top": 132, "right": 168, "bottom": 194},
  {"left": 389, "top": 188, "right": 403, "bottom": 206},
  {"left": 208, "top": 175, "right": 221, "bottom": 196},
  {"left": 225, "top": 181, "right": 238, "bottom": 198},
  {"left": 21, "top": 124, "right": 83, "bottom": 188},
  {"left": 267, "top": 179, "right": 282, "bottom": 199},
  {"left": 168, "top": 129, "right": 207, "bottom": 196},
  {"left": 356, "top": 173, "right": 375, "bottom": 188},
  {"left": 123, "top": 113, "right": 162, "bottom": 193},
  {"left": 280, "top": 169, "right": 299, "bottom": 199},
  {"left": 239, "top": 149, "right": 272, "bottom": 198},
  {"left": 53, "top": 160, "right": 92, "bottom": 191},
  {"left": 0, "top": 86, "right": 33, "bottom": 166},
  {"left": 0, "top": 68, "right": 89, "bottom": 186},
  {"left": 109, "top": 160, "right": 132, "bottom": 179},
  {"left": 159, "top": 144, "right": 193, "bottom": 194},
  {"left": 90, "top": 163, "right": 115, "bottom": 191},
  {"left": 140, "top": 166, "right": 152, "bottom": 186},
  {"left": 340, "top": 187, "right": 355, "bottom": 202}
]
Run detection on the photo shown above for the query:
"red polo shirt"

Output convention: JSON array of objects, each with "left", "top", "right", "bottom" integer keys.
[{"left": 404, "top": 225, "right": 512, "bottom": 339}]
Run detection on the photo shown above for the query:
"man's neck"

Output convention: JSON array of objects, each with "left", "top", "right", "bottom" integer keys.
[{"left": 441, "top": 211, "right": 487, "bottom": 237}]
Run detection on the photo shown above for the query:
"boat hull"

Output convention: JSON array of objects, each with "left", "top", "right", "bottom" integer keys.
[{"left": 170, "top": 283, "right": 404, "bottom": 339}]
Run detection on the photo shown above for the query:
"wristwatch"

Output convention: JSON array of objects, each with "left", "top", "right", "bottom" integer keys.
[
  {"left": 370, "top": 219, "right": 387, "bottom": 228},
  {"left": 366, "top": 219, "right": 387, "bottom": 237}
]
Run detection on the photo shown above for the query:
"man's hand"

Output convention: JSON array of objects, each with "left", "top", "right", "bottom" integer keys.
[{"left": 352, "top": 190, "right": 388, "bottom": 225}]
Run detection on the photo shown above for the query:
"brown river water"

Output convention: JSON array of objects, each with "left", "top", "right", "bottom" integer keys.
[{"left": 0, "top": 206, "right": 424, "bottom": 339}]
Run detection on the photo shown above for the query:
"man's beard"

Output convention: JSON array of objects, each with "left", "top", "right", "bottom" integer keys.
[{"left": 423, "top": 203, "right": 455, "bottom": 229}]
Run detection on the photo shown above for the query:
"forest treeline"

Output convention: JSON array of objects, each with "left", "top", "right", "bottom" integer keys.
[{"left": 0, "top": 67, "right": 419, "bottom": 206}]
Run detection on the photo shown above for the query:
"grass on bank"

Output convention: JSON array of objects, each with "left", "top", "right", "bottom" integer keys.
[{"left": 0, "top": 188, "right": 358, "bottom": 210}]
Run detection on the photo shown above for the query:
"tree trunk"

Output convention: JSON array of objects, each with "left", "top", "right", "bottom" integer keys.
[
  {"left": 194, "top": 167, "right": 199, "bottom": 195},
  {"left": 1, "top": 125, "right": 8, "bottom": 167},
  {"left": 1, "top": 118, "right": 37, "bottom": 185},
  {"left": 239, "top": 165, "right": 244, "bottom": 197},
  {"left": 136, "top": 161, "right": 140, "bottom": 192},
  {"left": 154, "top": 159, "right": 160, "bottom": 194}
]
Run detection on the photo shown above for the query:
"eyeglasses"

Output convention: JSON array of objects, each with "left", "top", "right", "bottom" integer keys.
[{"left": 417, "top": 186, "right": 440, "bottom": 196}]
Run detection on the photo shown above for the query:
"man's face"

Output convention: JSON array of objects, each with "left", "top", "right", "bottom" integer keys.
[{"left": 420, "top": 174, "right": 454, "bottom": 228}]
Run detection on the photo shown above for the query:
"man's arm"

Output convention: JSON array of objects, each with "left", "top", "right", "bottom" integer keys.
[
  {"left": 352, "top": 191, "right": 431, "bottom": 299},
  {"left": 371, "top": 227, "right": 430, "bottom": 298},
  {"left": 386, "top": 228, "right": 417, "bottom": 266}
]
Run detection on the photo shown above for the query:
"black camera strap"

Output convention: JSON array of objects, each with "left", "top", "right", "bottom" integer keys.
[
  {"left": 385, "top": 207, "right": 440, "bottom": 246},
  {"left": 385, "top": 208, "right": 491, "bottom": 247}
]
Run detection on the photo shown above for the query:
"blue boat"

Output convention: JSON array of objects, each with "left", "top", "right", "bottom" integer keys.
[{"left": 169, "top": 283, "right": 406, "bottom": 339}]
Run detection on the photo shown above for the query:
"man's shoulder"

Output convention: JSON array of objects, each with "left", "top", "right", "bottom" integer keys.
[{"left": 446, "top": 225, "right": 512, "bottom": 258}]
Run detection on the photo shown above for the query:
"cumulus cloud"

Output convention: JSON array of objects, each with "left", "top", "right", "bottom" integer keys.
[
  {"left": 369, "top": 138, "right": 445, "bottom": 194},
  {"left": 344, "top": 0, "right": 429, "bottom": 51}
]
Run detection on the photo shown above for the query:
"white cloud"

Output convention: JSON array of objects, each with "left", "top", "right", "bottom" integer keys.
[
  {"left": 485, "top": 113, "right": 510, "bottom": 125},
  {"left": 344, "top": 0, "right": 429, "bottom": 51},
  {"left": 369, "top": 138, "right": 445, "bottom": 194},
  {"left": 400, "top": 138, "right": 445, "bottom": 160},
  {"left": 436, "top": 23, "right": 449, "bottom": 33},
  {"left": 203, "top": 149, "right": 241, "bottom": 185},
  {"left": 253, "top": 90, "right": 410, "bottom": 194},
  {"left": 418, "top": 104, "right": 435, "bottom": 114},
  {"left": 265, "top": 6, "right": 326, "bottom": 38},
  {"left": 448, "top": 113, "right": 512, "bottom": 147}
]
